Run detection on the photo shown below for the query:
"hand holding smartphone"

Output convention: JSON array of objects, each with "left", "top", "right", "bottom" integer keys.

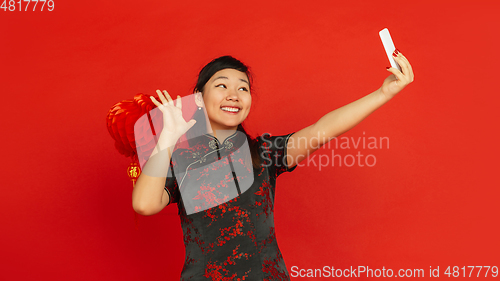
[{"left": 379, "top": 28, "right": 401, "bottom": 72}]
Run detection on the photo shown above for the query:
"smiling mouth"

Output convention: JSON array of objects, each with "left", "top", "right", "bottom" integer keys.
[{"left": 220, "top": 106, "right": 241, "bottom": 113}]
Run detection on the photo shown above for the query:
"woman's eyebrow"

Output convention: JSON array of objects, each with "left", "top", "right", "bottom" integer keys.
[{"left": 213, "top": 76, "right": 249, "bottom": 85}]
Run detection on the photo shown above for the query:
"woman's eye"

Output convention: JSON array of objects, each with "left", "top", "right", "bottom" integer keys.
[{"left": 215, "top": 84, "right": 248, "bottom": 92}]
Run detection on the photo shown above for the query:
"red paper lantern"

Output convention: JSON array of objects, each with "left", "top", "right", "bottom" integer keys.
[
  {"left": 107, "top": 93, "right": 160, "bottom": 229},
  {"left": 106, "top": 93, "right": 159, "bottom": 164}
]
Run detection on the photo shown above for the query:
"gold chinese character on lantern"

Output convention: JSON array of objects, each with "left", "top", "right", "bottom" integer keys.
[{"left": 127, "top": 162, "right": 141, "bottom": 182}]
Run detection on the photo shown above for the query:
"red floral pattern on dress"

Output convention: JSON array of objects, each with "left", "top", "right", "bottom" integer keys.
[{"left": 165, "top": 132, "right": 296, "bottom": 280}]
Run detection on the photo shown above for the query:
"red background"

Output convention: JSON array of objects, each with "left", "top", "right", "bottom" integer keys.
[{"left": 1, "top": 0, "right": 499, "bottom": 280}]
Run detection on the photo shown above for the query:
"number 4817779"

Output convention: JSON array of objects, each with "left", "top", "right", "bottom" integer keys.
[
  {"left": 1, "top": 0, "right": 55, "bottom": 11},
  {"left": 444, "top": 266, "right": 498, "bottom": 278}
]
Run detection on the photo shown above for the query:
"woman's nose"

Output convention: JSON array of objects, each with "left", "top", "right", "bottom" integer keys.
[{"left": 226, "top": 90, "right": 239, "bottom": 100}]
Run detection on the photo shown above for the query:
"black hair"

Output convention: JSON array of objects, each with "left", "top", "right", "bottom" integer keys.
[
  {"left": 194, "top": 55, "right": 253, "bottom": 93},
  {"left": 189, "top": 55, "right": 261, "bottom": 169}
]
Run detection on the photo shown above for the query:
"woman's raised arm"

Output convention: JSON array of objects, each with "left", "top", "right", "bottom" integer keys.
[
  {"left": 132, "top": 90, "right": 196, "bottom": 215},
  {"left": 286, "top": 50, "right": 414, "bottom": 168}
]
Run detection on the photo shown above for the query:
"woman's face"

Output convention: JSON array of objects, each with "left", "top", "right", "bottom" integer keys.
[{"left": 202, "top": 68, "right": 252, "bottom": 132}]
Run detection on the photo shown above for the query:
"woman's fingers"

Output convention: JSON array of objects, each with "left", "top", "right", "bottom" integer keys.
[
  {"left": 381, "top": 51, "right": 414, "bottom": 98},
  {"left": 156, "top": 89, "right": 168, "bottom": 105},
  {"left": 394, "top": 52, "right": 414, "bottom": 82},
  {"left": 399, "top": 53, "right": 414, "bottom": 81},
  {"left": 150, "top": 95, "right": 161, "bottom": 106},
  {"left": 393, "top": 56, "right": 409, "bottom": 82},
  {"left": 163, "top": 90, "right": 174, "bottom": 106},
  {"left": 186, "top": 119, "right": 197, "bottom": 129},
  {"left": 176, "top": 95, "right": 182, "bottom": 109},
  {"left": 386, "top": 67, "right": 405, "bottom": 83},
  {"left": 153, "top": 89, "right": 179, "bottom": 108}
]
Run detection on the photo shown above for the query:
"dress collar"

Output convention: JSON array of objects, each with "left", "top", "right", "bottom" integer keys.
[
  {"left": 203, "top": 130, "right": 238, "bottom": 142},
  {"left": 201, "top": 130, "right": 246, "bottom": 151}
]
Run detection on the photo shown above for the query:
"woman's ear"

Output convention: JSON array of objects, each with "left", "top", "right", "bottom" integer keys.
[{"left": 194, "top": 92, "right": 204, "bottom": 108}]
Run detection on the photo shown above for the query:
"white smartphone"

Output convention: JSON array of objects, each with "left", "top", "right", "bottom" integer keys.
[{"left": 379, "top": 28, "right": 401, "bottom": 72}]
